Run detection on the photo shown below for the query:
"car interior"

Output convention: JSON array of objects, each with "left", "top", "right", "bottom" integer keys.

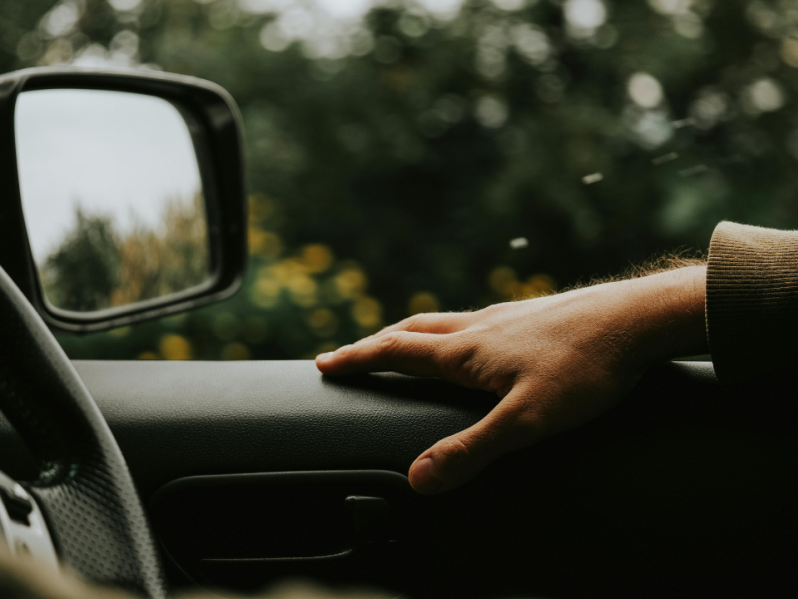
[{"left": 1, "top": 2, "right": 798, "bottom": 598}]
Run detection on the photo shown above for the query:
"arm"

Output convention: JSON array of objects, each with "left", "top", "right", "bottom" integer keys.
[{"left": 317, "top": 264, "right": 708, "bottom": 494}]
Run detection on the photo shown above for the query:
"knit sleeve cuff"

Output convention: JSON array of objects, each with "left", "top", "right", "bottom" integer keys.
[{"left": 707, "top": 221, "right": 798, "bottom": 383}]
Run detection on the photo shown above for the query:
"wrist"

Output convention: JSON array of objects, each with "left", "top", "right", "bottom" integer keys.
[{"left": 626, "top": 265, "right": 708, "bottom": 367}]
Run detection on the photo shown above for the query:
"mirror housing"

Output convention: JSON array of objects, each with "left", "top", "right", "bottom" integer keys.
[{"left": 0, "top": 67, "right": 247, "bottom": 333}]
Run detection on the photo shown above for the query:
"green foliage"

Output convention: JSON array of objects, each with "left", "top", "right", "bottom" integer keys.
[
  {"left": 40, "top": 197, "right": 209, "bottom": 312},
  {"left": 42, "top": 209, "right": 121, "bottom": 311},
  {"left": 3, "top": 0, "right": 798, "bottom": 360}
]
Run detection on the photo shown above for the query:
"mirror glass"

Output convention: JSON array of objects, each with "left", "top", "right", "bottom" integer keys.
[{"left": 15, "top": 89, "right": 210, "bottom": 313}]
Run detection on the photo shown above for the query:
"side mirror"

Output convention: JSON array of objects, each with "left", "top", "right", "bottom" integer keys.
[{"left": 0, "top": 67, "right": 247, "bottom": 333}]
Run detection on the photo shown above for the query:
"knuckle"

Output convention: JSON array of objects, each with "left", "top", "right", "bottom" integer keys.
[
  {"left": 436, "top": 436, "right": 473, "bottom": 471},
  {"left": 377, "top": 331, "right": 406, "bottom": 355},
  {"left": 448, "top": 436, "right": 472, "bottom": 460},
  {"left": 437, "top": 334, "right": 476, "bottom": 374},
  {"left": 403, "top": 314, "right": 425, "bottom": 331},
  {"left": 481, "top": 302, "right": 504, "bottom": 317}
]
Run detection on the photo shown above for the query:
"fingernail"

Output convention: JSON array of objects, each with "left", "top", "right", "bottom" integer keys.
[
  {"left": 316, "top": 352, "right": 333, "bottom": 362},
  {"left": 410, "top": 457, "right": 445, "bottom": 495}
]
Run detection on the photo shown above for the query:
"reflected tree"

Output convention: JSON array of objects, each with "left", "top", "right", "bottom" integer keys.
[
  {"left": 113, "top": 193, "right": 210, "bottom": 306},
  {"left": 41, "top": 195, "right": 209, "bottom": 312},
  {"left": 42, "top": 208, "right": 120, "bottom": 312}
]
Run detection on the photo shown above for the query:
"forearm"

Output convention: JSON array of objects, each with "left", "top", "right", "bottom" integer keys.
[
  {"left": 628, "top": 264, "right": 708, "bottom": 366},
  {"left": 544, "top": 264, "right": 708, "bottom": 374}
]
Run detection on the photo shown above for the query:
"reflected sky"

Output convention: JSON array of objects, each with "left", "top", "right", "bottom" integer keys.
[{"left": 15, "top": 89, "right": 202, "bottom": 260}]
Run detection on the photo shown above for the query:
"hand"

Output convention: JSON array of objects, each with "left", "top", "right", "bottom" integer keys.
[{"left": 316, "top": 266, "right": 708, "bottom": 494}]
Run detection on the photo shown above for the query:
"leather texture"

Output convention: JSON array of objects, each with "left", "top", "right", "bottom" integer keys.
[
  {"left": 0, "top": 267, "right": 166, "bottom": 598},
  {"left": 6, "top": 354, "right": 798, "bottom": 598},
  {"left": 11, "top": 358, "right": 718, "bottom": 501},
  {"left": 68, "top": 360, "right": 494, "bottom": 499}
]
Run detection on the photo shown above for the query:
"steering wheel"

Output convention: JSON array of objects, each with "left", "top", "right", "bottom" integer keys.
[{"left": 0, "top": 265, "right": 166, "bottom": 597}]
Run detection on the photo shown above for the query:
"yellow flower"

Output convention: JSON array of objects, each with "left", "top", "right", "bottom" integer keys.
[
  {"left": 287, "top": 274, "right": 317, "bottom": 307},
  {"left": 300, "top": 244, "right": 334, "bottom": 274},
  {"left": 248, "top": 228, "right": 283, "bottom": 259},
  {"left": 306, "top": 308, "right": 338, "bottom": 337},
  {"left": 159, "top": 334, "right": 192, "bottom": 360},
  {"left": 408, "top": 291, "right": 439, "bottom": 315},
  {"left": 335, "top": 266, "right": 367, "bottom": 299},
  {"left": 352, "top": 296, "right": 382, "bottom": 329},
  {"left": 489, "top": 266, "right": 519, "bottom": 298},
  {"left": 522, "top": 274, "right": 556, "bottom": 298}
]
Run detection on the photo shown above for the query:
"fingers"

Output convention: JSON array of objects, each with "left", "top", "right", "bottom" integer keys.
[
  {"left": 316, "top": 330, "right": 462, "bottom": 377},
  {"left": 408, "top": 385, "right": 542, "bottom": 494},
  {"left": 315, "top": 312, "right": 473, "bottom": 375},
  {"left": 372, "top": 312, "right": 473, "bottom": 338}
]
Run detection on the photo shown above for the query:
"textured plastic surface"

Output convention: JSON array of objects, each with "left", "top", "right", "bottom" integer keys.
[
  {"left": 3, "top": 357, "right": 798, "bottom": 597},
  {"left": 0, "top": 267, "right": 166, "bottom": 597},
  {"left": 70, "top": 360, "right": 495, "bottom": 498},
  {"left": 61, "top": 359, "right": 723, "bottom": 499}
]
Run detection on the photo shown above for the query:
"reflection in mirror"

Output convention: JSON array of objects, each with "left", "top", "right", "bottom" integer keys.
[{"left": 15, "top": 89, "right": 210, "bottom": 313}]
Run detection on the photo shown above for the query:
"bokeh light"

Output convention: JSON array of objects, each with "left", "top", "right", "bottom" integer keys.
[{"left": 11, "top": 0, "right": 792, "bottom": 362}]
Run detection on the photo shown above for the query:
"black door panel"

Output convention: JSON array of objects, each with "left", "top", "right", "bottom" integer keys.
[
  {"left": 72, "top": 360, "right": 493, "bottom": 498},
  {"left": 1, "top": 360, "right": 797, "bottom": 597},
  {"left": 150, "top": 470, "right": 415, "bottom": 592}
]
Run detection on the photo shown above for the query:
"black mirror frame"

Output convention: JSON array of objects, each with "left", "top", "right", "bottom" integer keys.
[{"left": 0, "top": 66, "right": 247, "bottom": 333}]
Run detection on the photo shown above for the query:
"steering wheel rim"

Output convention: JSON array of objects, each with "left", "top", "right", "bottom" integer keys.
[{"left": 0, "top": 266, "right": 166, "bottom": 597}]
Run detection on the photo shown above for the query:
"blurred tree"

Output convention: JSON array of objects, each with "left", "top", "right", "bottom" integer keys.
[
  {"left": 41, "top": 195, "right": 208, "bottom": 311},
  {"left": 42, "top": 208, "right": 121, "bottom": 311},
  {"left": 2, "top": 0, "right": 797, "bottom": 360},
  {"left": 112, "top": 193, "right": 209, "bottom": 305}
]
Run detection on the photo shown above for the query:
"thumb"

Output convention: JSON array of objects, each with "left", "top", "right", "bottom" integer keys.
[{"left": 408, "top": 387, "right": 541, "bottom": 494}]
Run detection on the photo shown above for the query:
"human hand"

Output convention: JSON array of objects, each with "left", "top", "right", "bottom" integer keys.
[{"left": 316, "top": 266, "right": 707, "bottom": 494}]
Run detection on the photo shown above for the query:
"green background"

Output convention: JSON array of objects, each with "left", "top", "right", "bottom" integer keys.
[{"left": 2, "top": 0, "right": 796, "bottom": 360}]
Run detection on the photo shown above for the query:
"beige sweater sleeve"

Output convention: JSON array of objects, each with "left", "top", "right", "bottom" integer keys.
[{"left": 707, "top": 221, "right": 798, "bottom": 383}]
